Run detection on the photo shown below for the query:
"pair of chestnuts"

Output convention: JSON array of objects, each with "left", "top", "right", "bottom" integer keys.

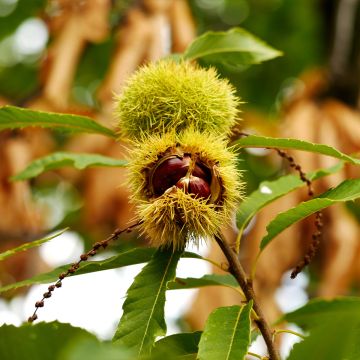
[{"left": 150, "top": 154, "right": 212, "bottom": 201}]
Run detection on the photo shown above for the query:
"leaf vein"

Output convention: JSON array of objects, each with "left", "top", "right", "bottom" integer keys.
[
  {"left": 225, "top": 307, "right": 243, "bottom": 360},
  {"left": 137, "top": 252, "right": 175, "bottom": 355}
]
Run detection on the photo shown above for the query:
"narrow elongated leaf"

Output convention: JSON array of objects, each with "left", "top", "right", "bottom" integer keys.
[
  {"left": 0, "top": 247, "right": 156, "bottom": 293},
  {"left": 198, "top": 302, "right": 252, "bottom": 360},
  {"left": 0, "top": 322, "right": 97, "bottom": 360},
  {"left": 282, "top": 298, "right": 360, "bottom": 360},
  {"left": 168, "top": 274, "right": 238, "bottom": 290},
  {"left": 181, "top": 252, "right": 204, "bottom": 260},
  {"left": 0, "top": 249, "right": 201, "bottom": 294},
  {"left": 153, "top": 332, "right": 202, "bottom": 358},
  {"left": 0, "top": 229, "right": 67, "bottom": 261},
  {"left": 184, "top": 28, "right": 282, "bottom": 68},
  {"left": 236, "top": 162, "right": 344, "bottom": 233},
  {"left": 12, "top": 152, "right": 128, "bottom": 181},
  {"left": 113, "top": 248, "right": 182, "bottom": 356},
  {"left": 260, "top": 179, "right": 360, "bottom": 250},
  {"left": 234, "top": 135, "right": 360, "bottom": 165},
  {"left": 0, "top": 106, "right": 116, "bottom": 138}
]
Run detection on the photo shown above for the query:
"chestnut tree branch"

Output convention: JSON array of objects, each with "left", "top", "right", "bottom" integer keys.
[{"left": 214, "top": 234, "right": 280, "bottom": 360}]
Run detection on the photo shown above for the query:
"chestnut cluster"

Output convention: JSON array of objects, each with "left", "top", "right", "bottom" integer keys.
[
  {"left": 150, "top": 154, "right": 212, "bottom": 200},
  {"left": 116, "top": 60, "right": 242, "bottom": 248}
]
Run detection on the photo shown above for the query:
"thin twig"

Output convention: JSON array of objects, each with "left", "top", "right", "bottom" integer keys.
[
  {"left": 247, "top": 351, "right": 264, "bottom": 359},
  {"left": 274, "top": 149, "right": 324, "bottom": 278},
  {"left": 214, "top": 234, "right": 280, "bottom": 360},
  {"left": 274, "top": 328, "right": 306, "bottom": 340},
  {"left": 28, "top": 221, "right": 142, "bottom": 323}
]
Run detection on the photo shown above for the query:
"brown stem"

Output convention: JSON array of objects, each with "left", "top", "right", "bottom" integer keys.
[
  {"left": 274, "top": 148, "right": 323, "bottom": 278},
  {"left": 215, "top": 235, "right": 280, "bottom": 360}
]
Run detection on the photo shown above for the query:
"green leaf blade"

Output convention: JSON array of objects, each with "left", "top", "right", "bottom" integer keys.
[
  {"left": 288, "top": 321, "right": 360, "bottom": 360},
  {"left": 198, "top": 302, "right": 252, "bottom": 360},
  {"left": 0, "top": 247, "right": 156, "bottom": 294},
  {"left": 153, "top": 332, "right": 202, "bottom": 358},
  {"left": 281, "top": 297, "right": 360, "bottom": 329},
  {"left": 12, "top": 152, "right": 128, "bottom": 181},
  {"left": 236, "top": 162, "right": 344, "bottom": 233},
  {"left": 260, "top": 179, "right": 360, "bottom": 250},
  {"left": 168, "top": 274, "right": 238, "bottom": 290},
  {"left": 234, "top": 135, "right": 360, "bottom": 165},
  {"left": 113, "top": 248, "right": 182, "bottom": 356},
  {"left": 61, "top": 338, "right": 134, "bottom": 360},
  {"left": 184, "top": 28, "right": 282, "bottom": 68},
  {"left": 0, "top": 229, "right": 67, "bottom": 261},
  {"left": 282, "top": 298, "right": 360, "bottom": 360},
  {"left": 0, "top": 249, "right": 201, "bottom": 294},
  {"left": 0, "top": 322, "right": 97, "bottom": 360},
  {"left": 0, "top": 106, "right": 116, "bottom": 138}
]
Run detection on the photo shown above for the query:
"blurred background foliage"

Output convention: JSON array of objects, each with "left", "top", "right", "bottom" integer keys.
[
  {"left": 0, "top": 0, "right": 325, "bottom": 111},
  {"left": 190, "top": 0, "right": 325, "bottom": 114},
  {"left": 0, "top": 0, "right": 329, "bottom": 193}
]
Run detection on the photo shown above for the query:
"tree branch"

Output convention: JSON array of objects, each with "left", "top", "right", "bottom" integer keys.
[{"left": 215, "top": 235, "right": 280, "bottom": 360}]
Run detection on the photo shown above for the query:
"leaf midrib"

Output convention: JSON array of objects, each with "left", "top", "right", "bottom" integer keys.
[
  {"left": 186, "top": 47, "right": 270, "bottom": 60},
  {"left": 137, "top": 252, "right": 175, "bottom": 355},
  {"left": 225, "top": 307, "right": 243, "bottom": 360}
]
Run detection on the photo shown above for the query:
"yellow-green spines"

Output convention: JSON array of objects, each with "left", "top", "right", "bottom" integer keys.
[
  {"left": 128, "top": 129, "right": 244, "bottom": 249},
  {"left": 115, "top": 60, "right": 240, "bottom": 139},
  {"left": 137, "top": 189, "right": 222, "bottom": 250}
]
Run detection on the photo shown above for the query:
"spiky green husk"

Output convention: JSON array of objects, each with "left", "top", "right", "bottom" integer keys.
[
  {"left": 115, "top": 60, "right": 240, "bottom": 139},
  {"left": 137, "top": 189, "right": 221, "bottom": 249},
  {"left": 128, "top": 129, "right": 243, "bottom": 248}
]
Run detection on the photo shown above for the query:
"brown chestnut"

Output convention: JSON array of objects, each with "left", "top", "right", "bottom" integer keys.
[
  {"left": 151, "top": 155, "right": 191, "bottom": 196},
  {"left": 193, "top": 162, "right": 212, "bottom": 183},
  {"left": 176, "top": 176, "right": 211, "bottom": 199}
]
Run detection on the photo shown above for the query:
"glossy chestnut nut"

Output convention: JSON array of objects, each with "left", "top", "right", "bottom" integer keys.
[
  {"left": 176, "top": 176, "right": 211, "bottom": 199},
  {"left": 193, "top": 162, "right": 212, "bottom": 184},
  {"left": 151, "top": 155, "right": 190, "bottom": 196}
]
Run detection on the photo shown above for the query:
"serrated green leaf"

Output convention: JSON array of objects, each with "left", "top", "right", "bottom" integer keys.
[
  {"left": 184, "top": 28, "right": 282, "bottom": 68},
  {"left": 113, "top": 248, "right": 182, "bottom": 356},
  {"left": 12, "top": 152, "right": 128, "bottom": 181},
  {"left": 236, "top": 162, "right": 344, "bottom": 235},
  {"left": 152, "top": 332, "right": 202, "bottom": 359},
  {"left": 0, "top": 229, "right": 67, "bottom": 261},
  {"left": 0, "top": 321, "right": 96, "bottom": 360},
  {"left": 168, "top": 274, "right": 238, "bottom": 290},
  {"left": 113, "top": 249, "right": 182, "bottom": 356},
  {"left": 234, "top": 135, "right": 360, "bottom": 165},
  {"left": 283, "top": 298, "right": 360, "bottom": 360},
  {"left": 0, "top": 247, "right": 156, "bottom": 293},
  {"left": 260, "top": 179, "right": 360, "bottom": 250},
  {"left": 198, "top": 302, "right": 252, "bottom": 360},
  {"left": 0, "top": 249, "right": 202, "bottom": 294},
  {"left": 0, "top": 106, "right": 116, "bottom": 138}
]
